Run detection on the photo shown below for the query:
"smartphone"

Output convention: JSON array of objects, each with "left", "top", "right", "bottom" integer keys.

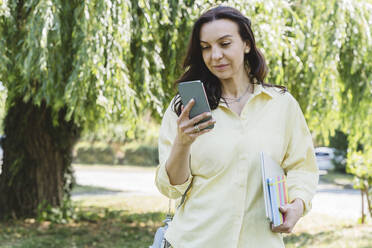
[{"left": 177, "top": 80, "right": 214, "bottom": 130}]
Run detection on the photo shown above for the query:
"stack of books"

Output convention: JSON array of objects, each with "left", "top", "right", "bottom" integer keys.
[{"left": 260, "top": 152, "right": 289, "bottom": 227}]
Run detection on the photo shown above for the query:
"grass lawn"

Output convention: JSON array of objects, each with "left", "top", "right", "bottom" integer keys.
[
  {"left": 1, "top": 171, "right": 371, "bottom": 247},
  {"left": 0, "top": 195, "right": 168, "bottom": 248},
  {"left": 1, "top": 193, "right": 371, "bottom": 248},
  {"left": 284, "top": 212, "right": 372, "bottom": 248},
  {"left": 319, "top": 170, "right": 354, "bottom": 188}
]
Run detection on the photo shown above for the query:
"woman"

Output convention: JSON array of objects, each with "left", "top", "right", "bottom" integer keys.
[{"left": 155, "top": 6, "right": 318, "bottom": 248}]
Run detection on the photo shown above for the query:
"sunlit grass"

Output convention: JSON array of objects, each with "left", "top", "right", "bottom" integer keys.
[
  {"left": 72, "top": 184, "right": 123, "bottom": 195},
  {"left": 74, "top": 195, "right": 170, "bottom": 214},
  {"left": 0, "top": 211, "right": 164, "bottom": 248},
  {"left": 0, "top": 196, "right": 168, "bottom": 248},
  {"left": 320, "top": 171, "right": 354, "bottom": 187},
  {"left": 1, "top": 177, "right": 371, "bottom": 248},
  {"left": 285, "top": 211, "right": 372, "bottom": 248}
]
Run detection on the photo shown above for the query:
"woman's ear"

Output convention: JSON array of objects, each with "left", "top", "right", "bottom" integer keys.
[{"left": 244, "top": 43, "right": 251, "bottom": 54}]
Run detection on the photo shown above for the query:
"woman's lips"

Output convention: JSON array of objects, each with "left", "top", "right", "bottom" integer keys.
[{"left": 213, "top": 64, "right": 229, "bottom": 70}]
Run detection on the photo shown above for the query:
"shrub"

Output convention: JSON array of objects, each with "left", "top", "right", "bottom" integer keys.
[
  {"left": 122, "top": 145, "right": 159, "bottom": 166},
  {"left": 73, "top": 141, "right": 159, "bottom": 166},
  {"left": 37, "top": 199, "right": 77, "bottom": 224},
  {"left": 74, "top": 144, "right": 115, "bottom": 165},
  {"left": 329, "top": 130, "right": 348, "bottom": 173}
]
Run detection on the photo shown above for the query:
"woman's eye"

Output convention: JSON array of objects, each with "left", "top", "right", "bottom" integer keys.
[
  {"left": 201, "top": 46, "right": 210, "bottom": 50},
  {"left": 221, "top": 42, "right": 231, "bottom": 47}
]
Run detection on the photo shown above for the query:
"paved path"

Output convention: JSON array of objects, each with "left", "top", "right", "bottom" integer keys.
[
  {"left": 312, "top": 181, "right": 366, "bottom": 220},
  {"left": 73, "top": 165, "right": 368, "bottom": 220},
  {"left": 73, "top": 165, "right": 160, "bottom": 196}
]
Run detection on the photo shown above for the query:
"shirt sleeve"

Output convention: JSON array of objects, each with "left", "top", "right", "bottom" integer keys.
[
  {"left": 155, "top": 101, "right": 193, "bottom": 199},
  {"left": 281, "top": 95, "right": 319, "bottom": 215}
]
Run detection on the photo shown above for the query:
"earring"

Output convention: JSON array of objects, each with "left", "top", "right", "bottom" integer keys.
[{"left": 245, "top": 49, "right": 250, "bottom": 54}]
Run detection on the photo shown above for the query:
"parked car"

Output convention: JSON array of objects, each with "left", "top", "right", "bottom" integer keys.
[{"left": 315, "top": 147, "right": 336, "bottom": 170}]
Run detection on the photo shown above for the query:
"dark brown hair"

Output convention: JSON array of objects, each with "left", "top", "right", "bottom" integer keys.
[{"left": 172, "top": 6, "right": 286, "bottom": 115}]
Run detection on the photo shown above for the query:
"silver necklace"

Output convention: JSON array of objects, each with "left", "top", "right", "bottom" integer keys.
[{"left": 222, "top": 85, "right": 251, "bottom": 103}]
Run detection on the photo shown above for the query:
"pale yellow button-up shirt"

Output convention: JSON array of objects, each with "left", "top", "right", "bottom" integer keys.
[{"left": 155, "top": 84, "right": 319, "bottom": 248}]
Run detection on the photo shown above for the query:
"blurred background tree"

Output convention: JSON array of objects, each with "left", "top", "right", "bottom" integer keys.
[
  {"left": 0, "top": 0, "right": 145, "bottom": 219},
  {"left": 0, "top": 0, "right": 370, "bottom": 220},
  {"left": 0, "top": 0, "right": 201, "bottom": 219},
  {"left": 336, "top": 0, "right": 372, "bottom": 221}
]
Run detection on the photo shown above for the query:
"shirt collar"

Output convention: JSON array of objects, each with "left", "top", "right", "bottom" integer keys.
[
  {"left": 218, "top": 83, "right": 273, "bottom": 108},
  {"left": 252, "top": 83, "right": 274, "bottom": 99}
]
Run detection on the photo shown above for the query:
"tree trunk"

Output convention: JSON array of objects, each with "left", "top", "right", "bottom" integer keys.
[
  {"left": 361, "top": 189, "right": 366, "bottom": 224},
  {"left": 364, "top": 180, "right": 372, "bottom": 219},
  {"left": 0, "top": 98, "right": 81, "bottom": 219}
]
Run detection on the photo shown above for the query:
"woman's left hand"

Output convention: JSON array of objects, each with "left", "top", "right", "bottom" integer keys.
[{"left": 271, "top": 198, "right": 304, "bottom": 233}]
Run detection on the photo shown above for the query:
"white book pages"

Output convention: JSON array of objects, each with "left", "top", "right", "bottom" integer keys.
[{"left": 260, "top": 152, "right": 285, "bottom": 222}]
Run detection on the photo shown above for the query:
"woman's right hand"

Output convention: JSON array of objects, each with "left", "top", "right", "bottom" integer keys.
[{"left": 175, "top": 99, "right": 216, "bottom": 146}]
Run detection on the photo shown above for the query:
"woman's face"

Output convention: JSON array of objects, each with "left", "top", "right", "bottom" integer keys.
[{"left": 199, "top": 19, "right": 249, "bottom": 81}]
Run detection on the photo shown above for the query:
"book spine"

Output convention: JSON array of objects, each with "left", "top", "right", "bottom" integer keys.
[
  {"left": 266, "top": 178, "right": 273, "bottom": 222},
  {"left": 276, "top": 176, "right": 284, "bottom": 224},
  {"left": 268, "top": 176, "right": 289, "bottom": 227},
  {"left": 277, "top": 175, "right": 288, "bottom": 223}
]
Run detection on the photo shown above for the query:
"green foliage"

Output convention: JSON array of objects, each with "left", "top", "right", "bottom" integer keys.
[
  {"left": 329, "top": 130, "right": 348, "bottom": 173},
  {"left": 74, "top": 144, "right": 116, "bottom": 165},
  {"left": 1, "top": 193, "right": 371, "bottom": 247},
  {"left": 0, "top": 83, "right": 6, "bottom": 133},
  {"left": 329, "top": 130, "right": 349, "bottom": 152},
  {"left": 122, "top": 144, "right": 159, "bottom": 166},
  {"left": 36, "top": 199, "right": 77, "bottom": 224},
  {"left": 0, "top": 0, "right": 371, "bottom": 220},
  {"left": 320, "top": 171, "right": 353, "bottom": 188},
  {"left": 73, "top": 141, "right": 159, "bottom": 166},
  {"left": 73, "top": 117, "right": 160, "bottom": 166},
  {"left": 1, "top": 208, "right": 166, "bottom": 247},
  {"left": 334, "top": 0, "right": 372, "bottom": 214},
  {"left": 80, "top": 112, "right": 160, "bottom": 145},
  {"left": 0, "top": 0, "right": 369, "bottom": 159},
  {"left": 227, "top": 0, "right": 372, "bottom": 216},
  {"left": 0, "top": 0, "right": 142, "bottom": 131}
]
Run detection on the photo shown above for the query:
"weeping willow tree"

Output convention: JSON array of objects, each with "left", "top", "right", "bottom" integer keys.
[
  {"left": 0, "top": 0, "right": 370, "bottom": 220},
  {"left": 160, "top": 0, "right": 371, "bottom": 220},
  {"left": 336, "top": 0, "right": 372, "bottom": 221},
  {"left": 284, "top": 0, "right": 372, "bottom": 220},
  {"left": 230, "top": 0, "right": 372, "bottom": 220},
  {"left": 0, "top": 0, "right": 210, "bottom": 219},
  {"left": 0, "top": 0, "right": 142, "bottom": 219}
]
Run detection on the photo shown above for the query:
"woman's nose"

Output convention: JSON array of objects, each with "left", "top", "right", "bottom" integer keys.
[{"left": 211, "top": 47, "right": 223, "bottom": 60}]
